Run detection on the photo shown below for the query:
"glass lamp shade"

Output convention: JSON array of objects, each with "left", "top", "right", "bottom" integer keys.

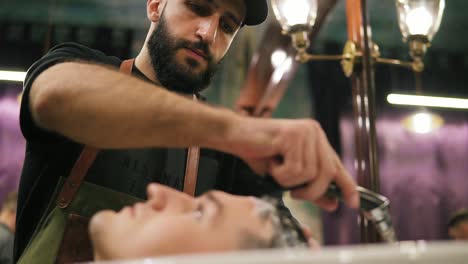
[
  {"left": 402, "top": 110, "right": 444, "bottom": 134},
  {"left": 396, "top": 0, "right": 445, "bottom": 42},
  {"left": 271, "top": 0, "right": 318, "bottom": 33}
]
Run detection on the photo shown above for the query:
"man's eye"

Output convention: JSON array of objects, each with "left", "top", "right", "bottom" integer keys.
[
  {"left": 220, "top": 20, "right": 236, "bottom": 34},
  {"left": 186, "top": 1, "right": 210, "bottom": 16}
]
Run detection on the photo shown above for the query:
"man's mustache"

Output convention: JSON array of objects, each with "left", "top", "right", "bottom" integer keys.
[{"left": 176, "top": 40, "right": 213, "bottom": 63}]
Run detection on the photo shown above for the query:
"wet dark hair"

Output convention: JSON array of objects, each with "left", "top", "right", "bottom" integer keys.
[
  {"left": 448, "top": 209, "right": 468, "bottom": 228},
  {"left": 239, "top": 197, "right": 309, "bottom": 250}
]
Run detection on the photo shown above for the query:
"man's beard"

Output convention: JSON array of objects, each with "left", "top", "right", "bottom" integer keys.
[{"left": 147, "top": 14, "right": 220, "bottom": 94}]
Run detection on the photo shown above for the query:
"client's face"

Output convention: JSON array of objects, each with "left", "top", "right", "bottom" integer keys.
[{"left": 89, "top": 184, "right": 275, "bottom": 260}]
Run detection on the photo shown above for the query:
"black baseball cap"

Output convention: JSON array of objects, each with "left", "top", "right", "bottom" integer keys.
[{"left": 244, "top": 0, "right": 269, "bottom": 26}]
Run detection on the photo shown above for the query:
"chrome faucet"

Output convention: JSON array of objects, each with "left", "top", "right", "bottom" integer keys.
[{"left": 259, "top": 176, "right": 398, "bottom": 243}]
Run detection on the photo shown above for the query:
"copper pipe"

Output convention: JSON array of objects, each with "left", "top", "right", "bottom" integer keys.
[
  {"left": 345, "top": 0, "right": 381, "bottom": 243},
  {"left": 375, "top": 58, "right": 413, "bottom": 69},
  {"left": 298, "top": 52, "right": 345, "bottom": 62}
]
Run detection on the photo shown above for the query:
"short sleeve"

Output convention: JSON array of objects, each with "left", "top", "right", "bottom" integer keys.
[{"left": 20, "top": 42, "right": 121, "bottom": 143}]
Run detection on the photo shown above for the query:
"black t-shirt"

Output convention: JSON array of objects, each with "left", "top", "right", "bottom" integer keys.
[{"left": 15, "top": 42, "right": 287, "bottom": 260}]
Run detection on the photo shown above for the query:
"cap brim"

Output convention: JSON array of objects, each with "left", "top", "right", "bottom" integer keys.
[{"left": 244, "top": 0, "right": 268, "bottom": 26}]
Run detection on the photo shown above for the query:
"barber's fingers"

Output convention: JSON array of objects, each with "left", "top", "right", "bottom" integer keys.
[
  {"left": 289, "top": 126, "right": 358, "bottom": 209},
  {"left": 291, "top": 175, "right": 329, "bottom": 203},
  {"left": 312, "top": 196, "right": 339, "bottom": 212},
  {"left": 308, "top": 238, "right": 321, "bottom": 251},
  {"left": 301, "top": 125, "right": 318, "bottom": 185},
  {"left": 237, "top": 108, "right": 250, "bottom": 116},
  {"left": 301, "top": 224, "right": 312, "bottom": 239},
  {"left": 301, "top": 224, "right": 321, "bottom": 251},
  {"left": 332, "top": 154, "right": 359, "bottom": 208},
  {"left": 269, "top": 128, "right": 316, "bottom": 187},
  {"left": 291, "top": 129, "right": 336, "bottom": 201},
  {"left": 271, "top": 135, "right": 301, "bottom": 185}
]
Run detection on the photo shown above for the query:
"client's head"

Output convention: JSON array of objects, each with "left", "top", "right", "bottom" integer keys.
[
  {"left": 89, "top": 184, "right": 308, "bottom": 260},
  {"left": 448, "top": 209, "right": 468, "bottom": 240}
]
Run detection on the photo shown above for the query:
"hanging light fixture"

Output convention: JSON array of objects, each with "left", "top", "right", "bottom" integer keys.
[
  {"left": 395, "top": 0, "right": 446, "bottom": 134},
  {"left": 402, "top": 110, "right": 444, "bottom": 134},
  {"left": 396, "top": 0, "right": 446, "bottom": 71},
  {"left": 271, "top": 0, "right": 446, "bottom": 75},
  {"left": 271, "top": 0, "right": 318, "bottom": 53},
  {"left": 271, "top": 0, "right": 448, "bottom": 134}
]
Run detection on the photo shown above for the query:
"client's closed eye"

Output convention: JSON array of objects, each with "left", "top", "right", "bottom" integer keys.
[
  {"left": 193, "top": 192, "right": 223, "bottom": 225},
  {"left": 193, "top": 204, "right": 204, "bottom": 221}
]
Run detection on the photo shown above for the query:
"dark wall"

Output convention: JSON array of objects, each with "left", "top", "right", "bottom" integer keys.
[
  {"left": 0, "top": 84, "right": 24, "bottom": 205},
  {"left": 0, "top": 21, "right": 135, "bottom": 70}
]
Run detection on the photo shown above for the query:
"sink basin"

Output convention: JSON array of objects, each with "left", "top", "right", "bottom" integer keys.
[{"left": 88, "top": 241, "right": 468, "bottom": 264}]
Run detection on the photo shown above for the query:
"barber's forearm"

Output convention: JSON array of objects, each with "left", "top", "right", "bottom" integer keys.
[{"left": 30, "top": 62, "right": 238, "bottom": 149}]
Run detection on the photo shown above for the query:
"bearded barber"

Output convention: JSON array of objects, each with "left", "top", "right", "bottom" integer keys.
[{"left": 16, "top": 0, "right": 359, "bottom": 261}]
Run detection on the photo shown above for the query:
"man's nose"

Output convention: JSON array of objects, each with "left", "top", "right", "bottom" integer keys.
[
  {"left": 147, "top": 184, "right": 195, "bottom": 212},
  {"left": 196, "top": 16, "right": 219, "bottom": 45}
]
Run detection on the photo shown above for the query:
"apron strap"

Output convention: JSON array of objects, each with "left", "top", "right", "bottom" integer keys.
[
  {"left": 56, "top": 59, "right": 135, "bottom": 208},
  {"left": 183, "top": 95, "right": 200, "bottom": 196}
]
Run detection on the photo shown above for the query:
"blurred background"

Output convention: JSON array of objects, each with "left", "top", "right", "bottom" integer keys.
[{"left": 1, "top": 0, "right": 467, "bottom": 245}]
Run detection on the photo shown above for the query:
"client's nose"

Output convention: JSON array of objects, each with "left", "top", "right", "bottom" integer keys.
[{"left": 146, "top": 183, "right": 196, "bottom": 213}]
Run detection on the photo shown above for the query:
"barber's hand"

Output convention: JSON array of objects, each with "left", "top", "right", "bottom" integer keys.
[
  {"left": 301, "top": 224, "right": 321, "bottom": 251},
  {"left": 225, "top": 117, "right": 359, "bottom": 210}
]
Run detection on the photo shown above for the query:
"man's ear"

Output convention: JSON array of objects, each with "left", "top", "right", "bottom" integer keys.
[{"left": 147, "top": 0, "right": 165, "bottom": 23}]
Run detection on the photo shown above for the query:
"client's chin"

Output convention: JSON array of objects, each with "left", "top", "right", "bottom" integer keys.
[{"left": 88, "top": 210, "right": 115, "bottom": 261}]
